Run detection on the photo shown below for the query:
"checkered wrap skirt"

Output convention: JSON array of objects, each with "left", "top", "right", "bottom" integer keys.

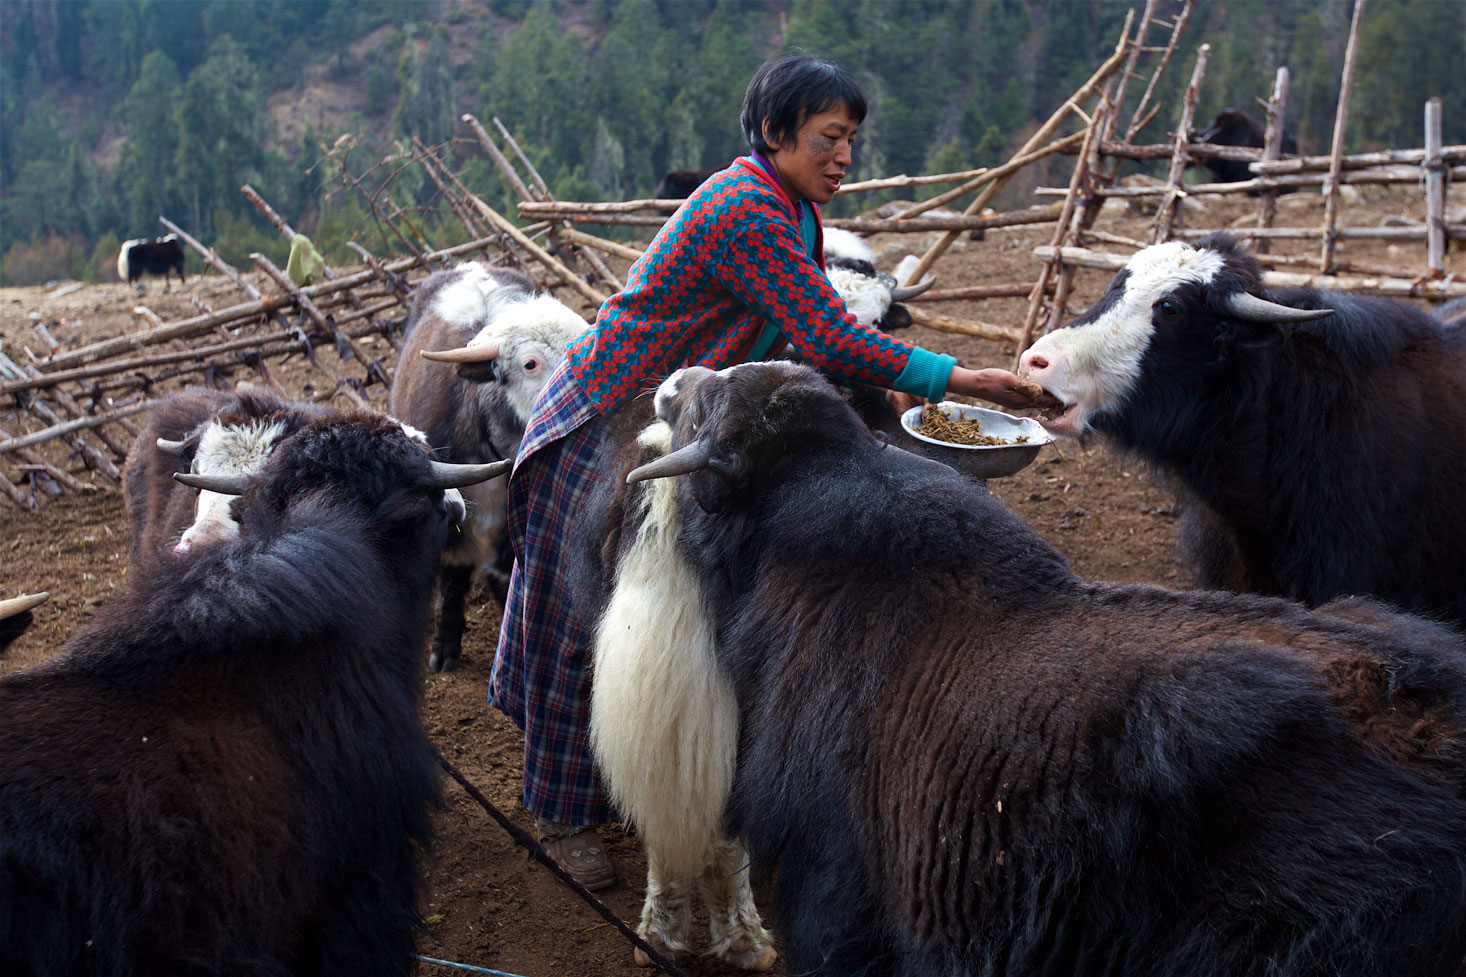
[{"left": 489, "top": 359, "right": 613, "bottom": 826}]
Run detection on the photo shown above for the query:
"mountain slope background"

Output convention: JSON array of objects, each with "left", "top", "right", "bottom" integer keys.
[{"left": 2, "top": 0, "right": 1461, "bottom": 285}]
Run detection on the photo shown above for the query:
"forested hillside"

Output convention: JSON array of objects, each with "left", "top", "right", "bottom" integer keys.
[{"left": 2, "top": 0, "right": 1460, "bottom": 285}]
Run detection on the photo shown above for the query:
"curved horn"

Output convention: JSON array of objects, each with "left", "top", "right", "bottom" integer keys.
[
  {"left": 173, "top": 471, "right": 249, "bottom": 494},
  {"left": 626, "top": 439, "right": 714, "bottom": 484},
  {"left": 0, "top": 591, "right": 49, "bottom": 621},
  {"left": 155, "top": 437, "right": 189, "bottom": 457},
  {"left": 421, "top": 339, "right": 502, "bottom": 364},
  {"left": 1226, "top": 292, "right": 1334, "bottom": 323},
  {"left": 427, "top": 458, "right": 512, "bottom": 489},
  {"left": 888, "top": 274, "right": 936, "bottom": 303}
]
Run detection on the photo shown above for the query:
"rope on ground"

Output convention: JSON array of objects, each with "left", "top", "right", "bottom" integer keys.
[
  {"left": 435, "top": 752, "right": 693, "bottom": 977},
  {"left": 415, "top": 954, "right": 532, "bottom": 976}
]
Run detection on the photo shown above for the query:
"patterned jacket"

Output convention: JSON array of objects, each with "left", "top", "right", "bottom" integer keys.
[{"left": 566, "top": 156, "right": 955, "bottom": 412}]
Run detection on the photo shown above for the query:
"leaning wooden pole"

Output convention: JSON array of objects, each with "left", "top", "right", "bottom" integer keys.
[
  {"left": 1424, "top": 97, "right": 1446, "bottom": 277},
  {"left": 1016, "top": 101, "right": 1107, "bottom": 365},
  {"left": 1320, "top": 0, "right": 1367, "bottom": 273},
  {"left": 465, "top": 116, "right": 626, "bottom": 293},
  {"left": 0, "top": 402, "right": 154, "bottom": 457},
  {"left": 1152, "top": 44, "right": 1210, "bottom": 243},
  {"left": 902, "top": 32, "right": 1131, "bottom": 286},
  {"left": 1254, "top": 67, "right": 1291, "bottom": 255},
  {"left": 1122, "top": 0, "right": 1196, "bottom": 144},
  {"left": 438, "top": 160, "right": 609, "bottom": 308}
]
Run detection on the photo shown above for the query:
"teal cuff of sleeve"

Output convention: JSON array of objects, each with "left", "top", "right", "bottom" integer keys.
[{"left": 894, "top": 348, "right": 956, "bottom": 403}]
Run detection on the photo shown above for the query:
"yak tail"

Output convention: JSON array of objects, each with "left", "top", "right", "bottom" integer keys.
[{"left": 590, "top": 422, "right": 738, "bottom": 881}]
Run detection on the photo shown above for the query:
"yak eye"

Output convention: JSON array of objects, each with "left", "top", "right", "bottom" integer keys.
[
  {"left": 1155, "top": 299, "right": 1180, "bottom": 318},
  {"left": 522, "top": 358, "right": 539, "bottom": 373}
]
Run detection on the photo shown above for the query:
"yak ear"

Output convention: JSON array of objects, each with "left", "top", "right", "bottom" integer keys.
[
  {"left": 687, "top": 455, "right": 746, "bottom": 514},
  {"left": 1213, "top": 317, "right": 1283, "bottom": 362},
  {"left": 1237, "top": 322, "right": 1286, "bottom": 349},
  {"left": 455, "top": 359, "right": 499, "bottom": 384}
]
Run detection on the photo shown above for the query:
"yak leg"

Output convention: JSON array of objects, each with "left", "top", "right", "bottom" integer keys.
[
  {"left": 700, "top": 838, "right": 776, "bottom": 971},
  {"left": 483, "top": 534, "right": 513, "bottom": 606},
  {"left": 632, "top": 848, "right": 694, "bottom": 967},
  {"left": 428, "top": 562, "right": 475, "bottom": 673}
]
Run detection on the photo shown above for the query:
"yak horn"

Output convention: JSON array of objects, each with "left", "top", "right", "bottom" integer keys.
[
  {"left": 173, "top": 471, "right": 249, "bottom": 495},
  {"left": 889, "top": 275, "right": 936, "bottom": 303},
  {"left": 427, "top": 458, "right": 512, "bottom": 489},
  {"left": 1226, "top": 292, "right": 1334, "bottom": 323},
  {"left": 0, "top": 591, "right": 49, "bottom": 620},
  {"left": 626, "top": 439, "right": 714, "bottom": 484},
  {"left": 155, "top": 437, "right": 188, "bottom": 457},
  {"left": 421, "top": 340, "right": 501, "bottom": 364}
]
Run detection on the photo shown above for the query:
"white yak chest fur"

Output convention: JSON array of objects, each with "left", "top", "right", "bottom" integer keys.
[{"left": 589, "top": 422, "right": 738, "bottom": 883}]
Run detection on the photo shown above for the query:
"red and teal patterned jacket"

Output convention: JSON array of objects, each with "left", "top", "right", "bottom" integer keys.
[{"left": 565, "top": 156, "right": 955, "bottom": 413}]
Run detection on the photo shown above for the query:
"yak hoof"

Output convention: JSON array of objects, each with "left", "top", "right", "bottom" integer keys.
[
  {"left": 722, "top": 938, "right": 777, "bottom": 972},
  {"left": 428, "top": 648, "right": 460, "bottom": 673},
  {"left": 632, "top": 932, "right": 676, "bottom": 968}
]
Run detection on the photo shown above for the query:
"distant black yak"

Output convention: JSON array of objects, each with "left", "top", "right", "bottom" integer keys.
[
  {"left": 1193, "top": 107, "right": 1299, "bottom": 188},
  {"left": 117, "top": 234, "right": 186, "bottom": 289}
]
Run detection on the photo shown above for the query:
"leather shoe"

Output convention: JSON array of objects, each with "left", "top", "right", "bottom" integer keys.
[{"left": 534, "top": 818, "right": 616, "bottom": 891}]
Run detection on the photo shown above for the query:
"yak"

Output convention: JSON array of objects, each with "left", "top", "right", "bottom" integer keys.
[
  {"left": 1020, "top": 233, "right": 1466, "bottom": 624},
  {"left": 122, "top": 387, "right": 336, "bottom": 558},
  {"left": 117, "top": 234, "right": 186, "bottom": 290},
  {"left": 579, "top": 359, "right": 1466, "bottom": 977},
  {"left": 0, "top": 411, "right": 507, "bottom": 975},
  {"left": 391, "top": 261, "right": 588, "bottom": 672}
]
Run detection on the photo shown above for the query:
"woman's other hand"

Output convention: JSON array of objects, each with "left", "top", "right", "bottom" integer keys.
[{"left": 886, "top": 389, "right": 925, "bottom": 416}]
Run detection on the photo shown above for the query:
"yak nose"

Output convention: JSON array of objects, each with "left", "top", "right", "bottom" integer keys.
[
  {"left": 1020, "top": 350, "right": 1048, "bottom": 373},
  {"left": 174, "top": 523, "right": 235, "bottom": 555}
]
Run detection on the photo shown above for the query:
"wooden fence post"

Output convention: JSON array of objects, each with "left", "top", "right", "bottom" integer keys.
[
  {"left": 1424, "top": 97, "right": 1446, "bottom": 277},
  {"left": 1320, "top": 0, "right": 1367, "bottom": 273},
  {"left": 1255, "top": 67, "right": 1291, "bottom": 255}
]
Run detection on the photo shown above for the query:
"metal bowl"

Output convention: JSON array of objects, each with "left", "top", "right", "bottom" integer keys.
[{"left": 900, "top": 402, "right": 1054, "bottom": 480}]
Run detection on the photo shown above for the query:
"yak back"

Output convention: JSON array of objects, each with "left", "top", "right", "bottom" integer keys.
[{"left": 722, "top": 531, "right": 1466, "bottom": 973}]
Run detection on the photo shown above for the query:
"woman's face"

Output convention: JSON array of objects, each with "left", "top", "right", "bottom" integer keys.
[{"left": 764, "top": 104, "right": 858, "bottom": 206}]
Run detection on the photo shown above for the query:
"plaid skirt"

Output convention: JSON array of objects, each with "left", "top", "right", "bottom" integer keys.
[{"left": 489, "top": 359, "right": 613, "bottom": 826}]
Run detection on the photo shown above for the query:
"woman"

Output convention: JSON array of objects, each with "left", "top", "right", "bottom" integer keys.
[{"left": 490, "top": 53, "right": 1048, "bottom": 890}]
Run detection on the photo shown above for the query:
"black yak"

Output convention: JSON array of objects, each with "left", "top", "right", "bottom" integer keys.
[
  {"left": 0, "top": 411, "right": 506, "bottom": 975},
  {"left": 1020, "top": 234, "right": 1466, "bottom": 624}
]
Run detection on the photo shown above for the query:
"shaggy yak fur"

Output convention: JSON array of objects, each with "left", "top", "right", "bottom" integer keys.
[
  {"left": 390, "top": 261, "right": 587, "bottom": 672},
  {"left": 121, "top": 387, "right": 335, "bottom": 558},
  {"left": 1021, "top": 233, "right": 1466, "bottom": 625},
  {"left": 0, "top": 411, "right": 471, "bottom": 976},
  {"left": 578, "top": 360, "right": 1466, "bottom": 977},
  {"left": 578, "top": 406, "right": 775, "bottom": 971}
]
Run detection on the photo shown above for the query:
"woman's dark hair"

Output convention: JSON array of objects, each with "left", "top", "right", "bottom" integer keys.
[{"left": 740, "top": 54, "right": 867, "bottom": 155}]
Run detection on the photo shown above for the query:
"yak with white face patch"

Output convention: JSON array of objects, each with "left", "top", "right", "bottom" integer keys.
[
  {"left": 121, "top": 388, "right": 339, "bottom": 562},
  {"left": 1018, "top": 232, "right": 1466, "bottom": 624},
  {"left": 1020, "top": 242, "right": 1224, "bottom": 435},
  {"left": 390, "top": 261, "right": 588, "bottom": 672}
]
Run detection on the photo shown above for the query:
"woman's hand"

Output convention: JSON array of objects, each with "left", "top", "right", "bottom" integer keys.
[
  {"left": 886, "top": 389, "right": 925, "bottom": 416},
  {"left": 946, "top": 366, "right": 1058, "bottom": 411}
]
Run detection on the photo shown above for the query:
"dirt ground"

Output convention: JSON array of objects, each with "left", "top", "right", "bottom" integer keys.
[{"left": 1, "top": 185, "right": 1461, "bottom": 976}]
